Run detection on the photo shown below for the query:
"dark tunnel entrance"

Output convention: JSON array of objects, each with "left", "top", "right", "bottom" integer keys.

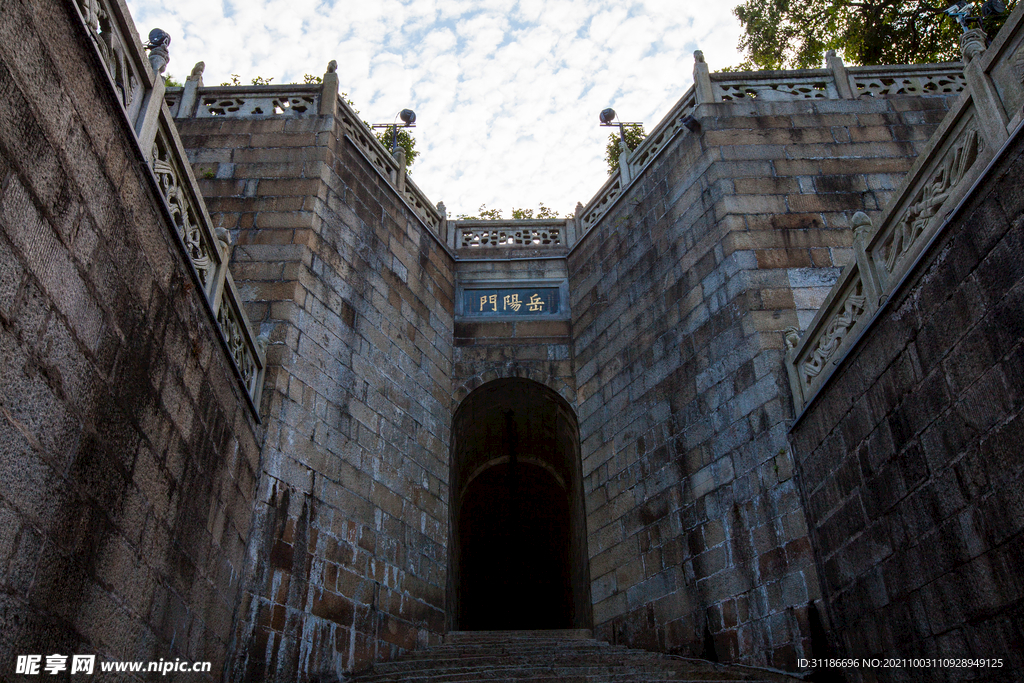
[{"left": 447, "top": 378, "right": 592, "bottom": 631}]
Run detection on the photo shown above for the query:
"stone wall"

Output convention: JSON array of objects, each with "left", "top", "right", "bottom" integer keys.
[
  {"left": 569, "top": 93, "right": 956, "bottom": 668},
  {"left": 788, "top": 99, "right": 1024, "bottom": 683},
  {"left": 0, "top": 0, "right": 262, "bottom": 678},
  {"left": 176, "top": 98, "right": 455, "bottom": 680},
  {"left": 451, "top": 250, "right": 575, "bottom": 404}
]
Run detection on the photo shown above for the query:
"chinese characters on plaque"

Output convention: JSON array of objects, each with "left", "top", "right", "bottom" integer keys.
[{"left": 464, "top": 288, "right": 559, "bottom": 317}]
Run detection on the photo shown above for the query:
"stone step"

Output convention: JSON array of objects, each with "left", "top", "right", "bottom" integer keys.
[
  {"left": 346, "top": 630, "right": 804, "bottom": 683},
  {"left": 372, "top": 649, "right": 667, "bottom": 672},
  {"left": 444, "top": 629, "right": 593, "bottom": 644},
  {"left": 354, "top": 667, "right": 780, "bottom": 683},
  {"left": 395, "top": 643, "right": 616, "bottom": 661}
]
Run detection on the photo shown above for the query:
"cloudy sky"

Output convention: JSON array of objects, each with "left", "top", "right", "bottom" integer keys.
[{"left": 126, "top": 0, "right": 746, "bottom": 218}]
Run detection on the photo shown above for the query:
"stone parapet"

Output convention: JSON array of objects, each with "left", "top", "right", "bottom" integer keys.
[
  {"left": 576, "top": 57, "right": 966, "bottom": 251},
  {"left": 170, "top": 78, "right": 448, "bottom": 250}
]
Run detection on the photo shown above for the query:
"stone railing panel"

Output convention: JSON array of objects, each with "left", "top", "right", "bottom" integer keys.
[
  {"left": 339, "top": 112, "right": 400, "bottom": 182},
  {"left": 788, "top": 266, "right": 874, "bottom": 407},
  {"left": 195, "top": 87, "right": 319, "bottom": 117},
  {"left": 978, "top": 1, "right": 1024, "bottom": 131},
  {"left": 402, "top": 175, "right": 443, "bottom": 235},
  {"left": 216, "top": 268, "right": 266, "bottom": 408},
  {"left": 579, "top": 174, "right": 622, "bottom": 233},
  {"left": 866, "top": 105, "right": 984, "bottom": 292},
  {"left": 711, "top": 69, "right": 837, "bottom": 101},
  {"left": 457, "top": 222, "right": 564, "bottom": 249},
  {"left": 849, "top": 64, "right": 967, "bottom": 98},
  {"left": 164, "top": 88, "right": 181, "bottom": 114},
  {"left": 629, "top": 87, "right": 697, "bottom": 170},
  {"left": 150, "top": 120, "right": 222, "bottom": 294}
]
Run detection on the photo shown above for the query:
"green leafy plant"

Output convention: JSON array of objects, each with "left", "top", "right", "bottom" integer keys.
[
  {"left": 605, "top": 124, "right": 646, "bottom": 175},
  {"left": 456, "top": 204, "right": 563, "bottom": 220},
  {"left": 375, "top": 126, "right": 419, "bottom": 172},
  {"left": 164, "top": 74, "right": 183, "bottom": 87}
]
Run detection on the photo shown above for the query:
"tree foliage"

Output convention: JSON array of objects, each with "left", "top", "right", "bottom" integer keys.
[
  {"left": 375, "top": 127, "right": 419, "bottom": 172},
  {"left": 605, "top": 124, "right": 646, "bottom": 175},
  {"left": 455, "top": 204, "right": 563, "bottom": 219},
  {"left": 733, "top": 0, "right": 1016, "bottom": 69}
]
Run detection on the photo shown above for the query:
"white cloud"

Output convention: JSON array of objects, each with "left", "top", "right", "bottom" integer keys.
[{"left": 127, "top": 0, "right": 745, "bottom": 217}]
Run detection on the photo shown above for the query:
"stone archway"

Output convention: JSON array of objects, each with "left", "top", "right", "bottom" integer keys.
[{"left": 447, "top": 378, "right": 592, "bottom": 631}]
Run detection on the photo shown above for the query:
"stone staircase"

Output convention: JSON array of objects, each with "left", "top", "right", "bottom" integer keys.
[{"left": 346, "top": 630, "right": 805, "bottom": 682}]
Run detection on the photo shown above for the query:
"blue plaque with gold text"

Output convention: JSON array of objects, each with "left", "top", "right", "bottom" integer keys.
[{"left": 462, "top": 287, "right": 560, "bottom": 317}]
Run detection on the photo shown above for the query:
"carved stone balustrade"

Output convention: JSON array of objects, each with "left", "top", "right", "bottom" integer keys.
[
  {"left": 70, "top": 0, "right": 266, "bottom": 412},
  {"left": 786, "top": 4, "right": 1024, "bottom": 414}
]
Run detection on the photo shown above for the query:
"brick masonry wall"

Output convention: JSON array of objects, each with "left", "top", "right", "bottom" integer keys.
[
  {"left": 177, "top": 107, "right": 455, "bottom": 679},
  {"left": 569, "top": 94, "right": 955, "bottom": 669},
  {"left": 788, "top": 119, "right": 1024, "bottom": 682},
  {"left": 0, "top": 1, "right": 262, "bottom": 679}
]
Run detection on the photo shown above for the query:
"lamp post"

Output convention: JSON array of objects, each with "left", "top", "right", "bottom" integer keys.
[
  {"left": 599, "top": 108, "right": 641, "bottom": 149},
  {"left": 372, "top": 109, "right": 417, "bottom": 154}
]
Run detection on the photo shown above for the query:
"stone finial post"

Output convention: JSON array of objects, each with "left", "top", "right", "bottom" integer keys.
[
  {"left": 961, "top": 28, "right": 987, "bottom": 64},
  {"left": 187, "top": 61, "right": 205, "bottom": 84},
  {"left": 850, "top": 211, "right": 882, "bottom": 306},
  {"left": 436, "top": 201, "right": 449, "bottom": 244},
  {"left": 135, "top": 28, "right": 170, "bottom": 151},
  {"left": 215, "top": 226, "right": 234, "bottom": 263},
  {"left": 783, "top": 326, "right": 801, "bottom": 351},
  {"left": 850, "top": 211, "right": 873, "bottom": 246},
  {"left": 320, "top": 59, "right": 339, "bottom": 117},
  {"left": 693, "top": 50, "right": 714, "bottom": 104},
  {"left": 394, "top": 147, "right": 407, "bottom": 192},
  {"left": 959, "top": 28, "right": 1010, "bottom": 149},
  {"left": 618, "top": 138, "right": 633, "bottom": 184},
  {"left": 826, "top": 50, "right": 855, "bottom": 99},
  {"left": 176, "top": 61, "right": 205, "bottom": 118}
]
